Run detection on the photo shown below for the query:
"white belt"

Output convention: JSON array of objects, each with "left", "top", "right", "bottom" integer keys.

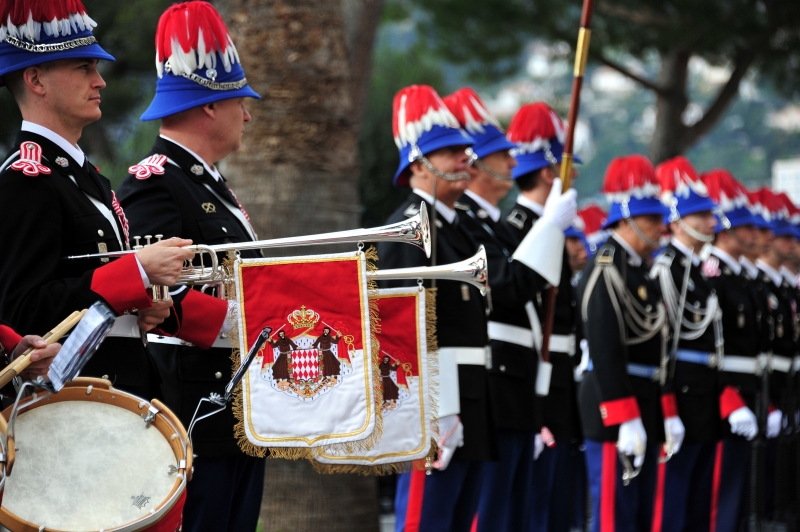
[
  {"left": 772, "top": 355, "right": 793, "bottom": 373},
  {"left": 549, "top": 334, "right": 576, "bottom": 356},
  {"left": 147, "top": 334, "right": 233, "bottom": 349},
  {"left": 487, "top": 322, "right": 534, "bottom": 348},
  {"left": 439, "top": 347, "right": 490, "bottom": 368},
  {"left": 721, "top": 355, "right": 765, "bottom": 375},
  {"left": 106, "top": 315, "right": 141, "bottom": 339}
]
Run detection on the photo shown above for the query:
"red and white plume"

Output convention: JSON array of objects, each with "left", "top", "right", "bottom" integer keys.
[
  {"left": 0, "top": 0, "right": 95, "bottom": 42},
  {"left": 755, "top": 187, "right": 786, "bottom": 222},
  {"left": 701, "top": 169, "right": 748, "bottom": 212},
  {"left": 747, "top": 189, "right": 767, "bottom": 221},
  {"left": 655, "top": 156, "right": 708, "bottom": 204},
  {"left": 506, "top": 103, "right": 566, "bottom": 155},
  {"left": 392, "top": 85, "right": 461, "bottom": 149},
  {"left": 579, "top": 205, "right": 607, "bottom": 239},
  {"left": 154, "top": 1, "right": 240, "bottom": 79},
  {"left": 442, "top": 87, "right": 501, "bottom": 135},
  {"left": 601, "top": 154, "right": 659, "bottom": 202},
  {"left": 776, "top": 191, "right": 800, "bottom": 224}
]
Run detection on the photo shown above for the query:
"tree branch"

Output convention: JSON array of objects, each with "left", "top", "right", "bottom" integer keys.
[
  {"left": 597, "top": 54, "right": 668, "bottom": 96},
  {"left": 596, "top": 4, "right": 669, "bottom": 28},
  {"left": 681, "top": 48, "right": 758, "bottom": 150}
]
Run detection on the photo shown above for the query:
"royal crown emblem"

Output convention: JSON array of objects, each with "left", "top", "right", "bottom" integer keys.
[{"left": 288, "top": 306, "right": 320, "bottom": 329}]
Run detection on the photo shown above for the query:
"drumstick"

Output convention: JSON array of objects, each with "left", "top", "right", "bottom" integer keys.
[{"left": 0, "top": 309, "right": 87, "bottom": 387}]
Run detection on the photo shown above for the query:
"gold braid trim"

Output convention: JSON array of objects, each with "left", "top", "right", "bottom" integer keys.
[
  {"left": 228, "top": 252, "right": 269, "bottom": 458},
  {"left": 310, "top": 247, "right": 384, "bottom": 471}
]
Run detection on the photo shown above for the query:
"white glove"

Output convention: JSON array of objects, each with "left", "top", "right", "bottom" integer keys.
[
  {"left": 541, "top": 178, "right": 578, "bottom": 231},
  {"left": 663, "top": 416, "right": 685, "bottom": 455},
  {"left": 767, "top": 409, "right": 782, "bottom": 439},
  {"left": 728, "top": 406, "right": 758, "bottom": 441},
  {"left": 617, "top": 417, "right": 647, "bottom": 468},
  {"left": 533, "top": 433, "right": 544, "bottom": 461},
  {"left": 433, "top": 414, "right": 464, "bottom": 471}
]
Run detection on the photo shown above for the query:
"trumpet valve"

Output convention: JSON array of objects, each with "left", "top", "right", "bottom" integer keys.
[
  {"left": 145, "top": 235, "right": 152, "bottom": 246},
  {"left": 133, "top": 236, "right": 143, "bottom": 250},
  {"left": 155, "top": 234, "right": 163, "bottom": 243}
]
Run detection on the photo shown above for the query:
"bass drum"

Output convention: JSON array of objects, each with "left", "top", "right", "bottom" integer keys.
[{"left": 0, "top": 377, "right": 192, "bottom": 532}]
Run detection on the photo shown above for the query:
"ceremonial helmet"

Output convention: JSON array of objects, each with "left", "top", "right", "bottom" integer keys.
[
  {"left": 505, "top": 102, "right": 580, "bottom": 179},
  {"left": 655, "top": 156, "right": 717, "bottom": 223},
  {"left": 141, "top": 1, "right": 260, "bottom": 121},
  {"left": 774, "top": 191, "right": 800, "bottom": 239},
  {"left": 442, "top": 88, "right": 517, "bottom": 159},
  {"left": 0, "top": 0, "right": 114, "bottom": 84},
  {"left": 602, "top": 154, "right": 667, "bottom": 228},
  {"left": 566, "top": 204, "right": 608, "bottom": 254},
  {"left": 392, "top": 84, "right": 474, "bottom": 187},
  {"left": 755, "top": 187, "right": 794, "bottom": 237},
  {"left": 745, "top": 189, "right": 772, "bottom": 230},
  {"left": 700, "top": 169, "right": 759, "bottom": 232}
]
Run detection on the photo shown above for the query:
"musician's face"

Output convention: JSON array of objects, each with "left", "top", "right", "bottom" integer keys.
[
  {"left": 730, "top": 225, "right": 757, "bottom": 257},
  {"left": 411, "top": 145, "right": 471, "bottom": 206},
  {"left": 31, "top": 59, "right": 106, "bottom": 128},
  {"left": 210, "top": 97, "right": 251, "bottom": 157},
  {"left": 565, "top": 236, "right": 588, "bottom": 273},
  {"left": 474, "top": 150, "right": 515, "bottom": 196},
  {"left": 632, "top": 214, "right": 666, "bottom": 253},
  {"left": 774, "top": 235, "right": 794, "bottom": 263},
  {"left": 756, "top": 228, "right": 773, "bottom": 257},
  {"left": 674, "top": 210, "right": 715, "bottom": 247}
]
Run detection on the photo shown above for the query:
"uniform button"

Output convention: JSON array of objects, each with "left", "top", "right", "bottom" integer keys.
[
  {"left": 215, "top": 372, "right": 222, "bottom": 379},
  {"left": 222, "top": 227, "right": 227, "bottom": 233},
  {"left": 681, "top": 386, "right": 689, "bottom": 393},
  {"left": 499, "top": 365, "right": 506, "bottom": 372},
  {"left": 98, "top": 229, "right": 104, "bottom": 237}
]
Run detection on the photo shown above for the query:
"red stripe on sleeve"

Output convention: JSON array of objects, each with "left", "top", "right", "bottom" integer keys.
[
  {"left": 599, "top": 397, "right": 641, "bottom": 427},
  {"left": 661, "top": 393, "right": 678, "bottom": 419},
  {"left": 719, "top": 386, "right": 747, "bottom": 419},
  {"left": 601, "top": 442, "right": 617, "bottom": 532},
  {"left": 0, "top": 325, "right": 22, "bottom": 354},
  {"left": 91, "top": 254, "right": 152, "bottom": 315},
  {"left": 174, "top": 290, "right": 229, "bottom": 349},
  {"left": 405, "top": 469, "right": 427, "bottom": 532}
]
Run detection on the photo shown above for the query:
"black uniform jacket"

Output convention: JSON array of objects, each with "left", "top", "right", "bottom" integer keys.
[
  {"left": 117, "top": 137, "right": 260, "bottom": 456},
  {"left": 659, "top": 243, "right": 721, "bottom": 442},
  {"left": 0, "top": 131, "right": 162, "bottom": 399},
  {"left": 757, "top": 265, "right": 796, "bottom": 410},
  {"left": 704, "top": 250, "right": 763, "bottom": 413},
  {"left": 456, "top": 193, "right": 544, "bottom": 432},
  {"left": 578, "top": 237, "right": 666, "bottom": 442},
  {"left": 377, "top": 192, "right": 497, "bottom": 461},
  {"left": 503, "top": 200, "right": 581, "bottom": 441}
]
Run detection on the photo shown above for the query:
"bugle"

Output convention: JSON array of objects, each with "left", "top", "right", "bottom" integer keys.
[
  {"left": 369, "top": 245, "right": 489, "bottom": 296},
  {"left": 66, "top": 204, "right": 431, "bottom": 300}
]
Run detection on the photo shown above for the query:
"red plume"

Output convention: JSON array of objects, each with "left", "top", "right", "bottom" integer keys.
[
  {"left": 601, "top": 155, "right": 659, "bottom": 201},
  {"left": 578, "top": 205, "right": 607, "bottom": 237},
  {"left": 392, "top": 85, "right": 460, "bottom": 148},
  {"left": 442, "top": 87, "right": 500, "bottom": 134},
  {"left": 701, "top": 169, "right": 748, "bottom": 209},
  {"left": 506, "top": 103, "right": 565, "bottom": 152}
]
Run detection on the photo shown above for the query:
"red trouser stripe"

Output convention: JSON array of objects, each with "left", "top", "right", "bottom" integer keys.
[
  {"left": 710, "top": 441, "right": 723, "bottom": 532},
  {"left": 470, "top": 513, "right": 478, "bottom": 532},
  {"left": 405, "top": 469, "right": 426, "bottom": 532},
  {"left": 651, "top": 448, "right": 667, "bottom": 532},
  {"left": 601, "top": 442, "right": 617, "bottom": 532}
]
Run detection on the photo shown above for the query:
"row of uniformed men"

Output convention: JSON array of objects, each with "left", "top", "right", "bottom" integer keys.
[
  {"left": 379, "top": 84, "right": 800, "bottom": 532},
  {"left": 0, "top": 1, "right": 267, "bottom": 530}
]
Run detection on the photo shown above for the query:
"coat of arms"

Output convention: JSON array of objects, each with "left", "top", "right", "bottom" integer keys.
[{"left": 259, "top": 306, "right": 354, "bottom": 401}]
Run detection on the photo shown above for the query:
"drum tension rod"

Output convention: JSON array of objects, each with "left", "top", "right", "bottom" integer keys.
[{"left": 141, "top": 404, "right": 160, "bottom": 428}]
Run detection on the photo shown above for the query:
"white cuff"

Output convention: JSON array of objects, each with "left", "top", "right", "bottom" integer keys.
[
  {"left": 135, "top": 254, "right": 151, "bottom": 289},
  {"left": 219, "top": 300, "right": 238, "bottom": 338},
  {"left": 513, "top": 219, "right": 565, "bottom": 286},
  {"left": 437, "top": 348, "right": 461, "bottom": 418}
]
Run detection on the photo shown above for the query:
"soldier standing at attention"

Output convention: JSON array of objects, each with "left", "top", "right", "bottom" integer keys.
[
  {"left": 503, "top": 102, "right": 584, "bottom": 531},
  {"left": 116, "top": 3, "right": 265, "bottom": 530},
  {"left": 579, "top": 155, "right": 678, "bottom": 532},
  {"left": 0, "top": 0, "right": 193, "bottom": 401},
  {"left": 442, "top": 88, "right": 576, "bottom": 532},
  {"left": 700, "top": 169, "right": 762, "bottom": 531}
]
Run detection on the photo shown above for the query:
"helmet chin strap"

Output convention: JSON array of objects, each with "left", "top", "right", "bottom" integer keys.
[
  {"left": 668, "top": 202, "right": 714, "bottom": 244},
  {"left": 473, "top": 158, "right": 512, "bottom": 181},
  {"left": 411, "top": 145, "right": 471, "bottom": 182},
  {"left": 622, "top": 200, "right": 658, "bottom": 248}
]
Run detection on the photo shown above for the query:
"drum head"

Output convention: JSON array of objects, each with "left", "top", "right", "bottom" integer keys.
[{"left": 4, "top": 400, "right": 178, "bottom": 530}]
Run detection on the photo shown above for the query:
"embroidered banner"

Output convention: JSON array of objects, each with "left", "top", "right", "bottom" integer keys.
[
  {"left": 314, "top": 287, "right": 435, "bottom": 472},
  {"left": 233, "top": 251, "right": 379, "bottom": 457}
]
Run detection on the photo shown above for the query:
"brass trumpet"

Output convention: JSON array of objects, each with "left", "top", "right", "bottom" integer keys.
[
  {"left": 369, "top": 245, "right": 490, "bottom": 296},
  {"left": 67, "top": 205, "right": 431, "bottom": 301}
]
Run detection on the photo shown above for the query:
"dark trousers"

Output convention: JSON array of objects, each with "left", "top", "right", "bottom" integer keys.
[
  {"left": 182, "top": 453, "right": 266, "bottom": 532},
  {"left": 530, "top": 440, "right": 587, "bottom": 532},
  {"left": 713, "top": 437, "right": 751, "bottom": 532},
  {"left": 476, "top": 429, "right": 535, "bottom": 532},
  {"left": 654, "top": 441, "right": 717, "bottom": 532},
  {"left": 585, "top": 439, "right": 659, "bottom": 532},
  {"left": 395, "top": 460, "right": 485, "bottom": 532}
]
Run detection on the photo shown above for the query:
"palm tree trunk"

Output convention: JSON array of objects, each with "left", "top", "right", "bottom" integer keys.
[{"left": 215, "top": 1, "right": 382, "bottom": 530}]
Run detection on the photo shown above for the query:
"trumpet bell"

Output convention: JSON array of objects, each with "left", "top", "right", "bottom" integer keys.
[{"left": 370, "top": 245, "right": 489, "bottom": 295}]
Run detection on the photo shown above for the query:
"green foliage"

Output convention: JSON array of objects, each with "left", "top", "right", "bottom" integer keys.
[
  {"left": 406, "top": 0, "right": 800, "bottom": 98},
  {"left": 359, "top": 41, "right": 449, "bottom": 227}
]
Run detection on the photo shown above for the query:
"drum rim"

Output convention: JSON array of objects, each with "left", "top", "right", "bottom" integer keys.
[{"left": 0, "top": 377, "right": 187, "bottom": 532}]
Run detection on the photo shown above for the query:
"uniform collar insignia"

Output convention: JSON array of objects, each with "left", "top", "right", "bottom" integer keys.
[
  {"left": 54, "top": 156, "right": 69, "bottom": 168},
  {"left": 190, "top": 164, "right": 204, "bottom": 176}
]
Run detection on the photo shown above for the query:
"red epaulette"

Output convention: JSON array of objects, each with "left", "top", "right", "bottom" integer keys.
[
  {"left": 128, "top": 154, "right": 168, "bottom": 180},
  {"left": 10, "top": 142, "right": 52, "bottom": 177}
]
